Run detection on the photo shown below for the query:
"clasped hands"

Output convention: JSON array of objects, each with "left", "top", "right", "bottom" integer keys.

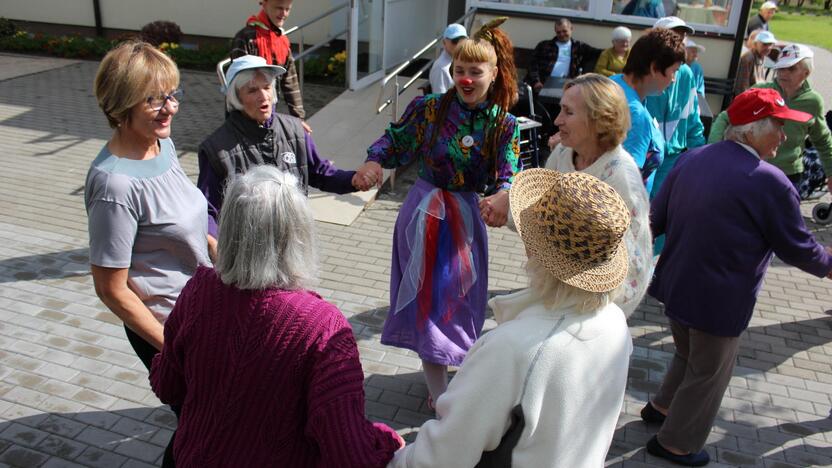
[
  {"left": 479, "top": 190, "right": 509, "bottom": 228},
  {"left": 353, "top": 161, "right": 384, "bottom": 191},
  {"left": 353, "top": 161, "right": 509, "bottom": 228}
]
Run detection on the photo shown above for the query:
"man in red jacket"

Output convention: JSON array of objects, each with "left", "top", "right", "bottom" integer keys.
[{"left": 232, "top": 0, "right": 312, "bottom": 133}]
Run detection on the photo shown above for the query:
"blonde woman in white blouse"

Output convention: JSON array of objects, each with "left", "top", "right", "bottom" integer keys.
[{"left": 496, "top": 73, "right": 652, "bottom": 316}]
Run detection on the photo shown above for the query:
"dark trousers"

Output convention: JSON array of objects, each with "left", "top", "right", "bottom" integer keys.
[
  {"left": 653, "top": 319, "right": 740, "bottom": 453},
  {"left": 124, "top": 326, "right": 177, "bottom": 467}
]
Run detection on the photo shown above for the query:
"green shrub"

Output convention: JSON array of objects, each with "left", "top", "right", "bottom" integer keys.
[
  {"left": 164, "top": 44, "right": 229, "bottom": 71},
  {"left": 0, "top": 17, "right": 18, "bottom": 38},
  {"left": 0, "top": 28, "right": 229, "bottom": 71},
  {"left": 140, "top": 20, "right": 183, "bottom": 46}
]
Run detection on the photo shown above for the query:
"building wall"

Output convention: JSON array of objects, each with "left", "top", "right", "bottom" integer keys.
[{"left": 0, "top": 0, "right": 337, "bottom": 42}]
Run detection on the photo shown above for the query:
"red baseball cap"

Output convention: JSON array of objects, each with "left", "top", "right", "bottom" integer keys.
[{"left": 727, "top": 88, "right": 812, "bottom": 125}]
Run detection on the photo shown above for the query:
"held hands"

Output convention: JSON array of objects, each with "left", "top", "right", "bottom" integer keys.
[
  {"left": 353, "top": 161, "right": 383, "bottom": 191},
  {"left": 479, "top": 190, "right": 510, "bottom": 227}
]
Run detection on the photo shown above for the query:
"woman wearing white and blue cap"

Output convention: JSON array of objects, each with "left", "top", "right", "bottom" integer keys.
[
  {"left": 429, "top": 23, "right": 468, "bottom": 94},
  {"left": 710, "top": 43, "right": 832, "bottom": 199},
  {"left": 197, "top": 55, "right": 373, "bottom": 238}
]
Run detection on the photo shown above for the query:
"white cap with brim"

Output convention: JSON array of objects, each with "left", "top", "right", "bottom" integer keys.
[
  {"left": 766, "top": 43, "right": 813, "bottom": 69},
  {"left": 755, "top": 31, "right": 776, "bottom": 44},
  {"left": 443, "top": 23, "right": 468, "bottom": 40},
  {"left": 684, "top": 38, "right": 706, "bottom": 52},
  {"left": 654, "top": 16, "right": 695, "bottom": 35},
  {"left": 223, "top": 55, "right": 287, "bottom": 93},
  {"left": 760, "top": 1, "right": 778, "bottom": 10}
]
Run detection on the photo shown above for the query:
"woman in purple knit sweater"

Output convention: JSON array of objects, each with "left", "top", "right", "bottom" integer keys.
[{"left": 150, "top": 166, "right": 403, "bottom": 467}]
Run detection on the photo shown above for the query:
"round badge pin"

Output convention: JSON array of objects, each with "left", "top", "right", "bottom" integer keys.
[{"left": 461, "top": 135, "right": 475, "bottom": 147}]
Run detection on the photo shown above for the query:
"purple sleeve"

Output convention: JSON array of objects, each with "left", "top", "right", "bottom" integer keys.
[
  {"left": 197, "top": 150, "right": 223, "bottom": 238},
  {"left": 305, "top": 135, "right": 357, "bottom": 195},
  {"left": 762, "top": 181, "right": 832, "bottom": 277},
  {"left": 495, "top": 117, "right": 521, "bottom": 191},
  {"left": 366, "top": 96, "right": 426, "bottom": 168}
]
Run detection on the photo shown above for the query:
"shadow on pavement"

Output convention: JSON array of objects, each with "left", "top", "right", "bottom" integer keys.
[
  {"left": 0, "top": 247, "right": 90, "bottom": 283},
  {"left": 0, "top": 406, "right": 174, "bottom": 467}
]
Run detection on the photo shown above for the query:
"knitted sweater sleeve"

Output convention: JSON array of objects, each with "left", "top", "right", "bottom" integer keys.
[
  {"left": 304, "top": 311, "right": 400, "bottom": 467},
  {"left": 150, "top": 271, "right": 202, "bottom": 405}
]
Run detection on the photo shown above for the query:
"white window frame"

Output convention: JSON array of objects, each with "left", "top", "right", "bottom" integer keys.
[{"left": 468, "top": 0, "right": 744, "bottom": 36}]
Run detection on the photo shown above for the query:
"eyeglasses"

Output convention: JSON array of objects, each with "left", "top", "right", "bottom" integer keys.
[
  {"left": 450, "top": 37, "right": 463, "bottom": 45},
  {"left": 146, "top": 89, "right": 183, "bottom": 111}
]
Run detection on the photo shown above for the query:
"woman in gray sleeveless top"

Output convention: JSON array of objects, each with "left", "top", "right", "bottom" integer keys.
[{"left": 85, "top": 41, "right": 213, "bottom": 369}]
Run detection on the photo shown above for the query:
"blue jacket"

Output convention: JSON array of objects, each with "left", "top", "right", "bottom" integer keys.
[
  {"left": 611, "top": 74, "right": 665, "bottom": 193},
  {"left": 649, "top": 141, "right": 832, "bottom": 336},
  {"left": 646, "top": 64, "right": 706, "bottom": 199}
]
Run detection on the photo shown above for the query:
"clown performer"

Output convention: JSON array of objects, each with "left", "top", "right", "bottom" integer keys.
[{"left": 355, "top": 18, "right": 520, "bottom": 408}]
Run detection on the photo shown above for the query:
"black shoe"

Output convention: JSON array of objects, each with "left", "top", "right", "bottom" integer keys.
[
  {"left": 646, "top": 436, "right": 710, "bottom": 466},
  {"left": 640, "top": 401, "right": 667, "bottom": 424}
]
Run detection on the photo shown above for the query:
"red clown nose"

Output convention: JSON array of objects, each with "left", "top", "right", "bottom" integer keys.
[{"left": 458, "top": 78, "right": 473, "bottom": 86}]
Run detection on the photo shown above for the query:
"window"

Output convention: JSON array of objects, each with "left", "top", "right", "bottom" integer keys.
[
  {"left": 615, "top": 0, "right": 733, "bottom": 27},
  {"left": 471, "top": 0, "right": 741, "bottom": 34},
  {"left": 482, "top": 0, "right": 590, "bottom": 11}
]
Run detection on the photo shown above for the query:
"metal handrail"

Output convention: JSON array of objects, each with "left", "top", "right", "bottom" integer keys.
[
  {"left": 283, "top": 1, "right": 349, "bottom": 36},
  {"left": 286, "top": 1, "right": 351, "bottom": 91},
  {"left": 375, "top": 8, "right": 478, "bottom": 119},
  {"left": 216, "top": 1, "right": 350, "bottom": 92}
]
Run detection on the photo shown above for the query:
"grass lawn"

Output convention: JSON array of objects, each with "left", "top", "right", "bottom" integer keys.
[{"left": 769, "top": 13, "right": 832, "bottom": 50}]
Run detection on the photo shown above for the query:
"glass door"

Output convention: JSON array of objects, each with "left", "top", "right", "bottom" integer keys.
[{"left": 349, "top": 0, "right": 385, "bottom": 89}]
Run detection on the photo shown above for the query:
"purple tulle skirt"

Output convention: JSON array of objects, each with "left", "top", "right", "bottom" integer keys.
[{"left": 381, "top": 178, "right": 488, "bottom": 366}]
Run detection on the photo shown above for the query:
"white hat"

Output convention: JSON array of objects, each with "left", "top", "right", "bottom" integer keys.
[
  {"left": 684, "top": 38, "right": 705, "bottom": 52},
  {"left": 760, "top": 1, "right": 778, "bottom": 10},
  {"left": 443, "top": 23, "right": 468, "bottom": 40},
  {"left": 654, "top": 16, "right": 695, "bottom": 35},
  {"left": 755, "top": 30, "right": 776, "bottom": 44},
  {"left": 612, "top": 26, "right": 632, "bottom": 41},
  {"left": 767, "top": 43, "right": 813, "bottom": 69},
  {"left": 224, "top": 55, "right": 286, "bottom": 92}
]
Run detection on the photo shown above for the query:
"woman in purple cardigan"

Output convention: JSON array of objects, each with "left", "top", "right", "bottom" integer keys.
[{"left": 150, "top": 166, "right": 402, "bottom": 467}]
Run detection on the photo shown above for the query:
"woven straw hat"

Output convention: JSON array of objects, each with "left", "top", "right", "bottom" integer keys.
[{"left": 510, "top": 169, "right": 631, "bottom": 293}]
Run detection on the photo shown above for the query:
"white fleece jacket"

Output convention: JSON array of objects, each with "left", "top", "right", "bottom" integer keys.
[{"left": 388, "top": 288, "right": 633, "bottom": 468}]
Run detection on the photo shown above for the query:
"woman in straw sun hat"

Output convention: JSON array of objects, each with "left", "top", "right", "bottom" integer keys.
[
  {"left": 388, "top": 169, "right": 632, "bottom": 467},
  {"left": 539, "top": 73, "right": 653, "bottom": 317}
]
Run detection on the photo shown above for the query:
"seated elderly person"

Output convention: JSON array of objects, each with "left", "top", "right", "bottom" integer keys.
[
  {"left": 390, "top": 169, "right": 633, "bottom": 467},
  {"left": 709, "top": 44, "right": 832, "bottom": 198},
  {"left": 644, "top": 88, "right": 832, "bottom": 466},
  {"left": 734, "top": 31, "right": 776, "bottom": 95},
  {"left": 198, "top": 55, "right": 373, "bottom": 237},
  {"left": 524, "top": 18, "right": 601, "bottom": 92},
  {"left": 621, "top": 0, "right": 665, "bottom": 19},
  {"left": 150, "top": 166, "right": 403, "bottom": 467},
  {"left": 594, "top": 26, "right": 631, "bottom": 77},
  {"left": 519, "top": 73, "right": 651, "bottom": 316}
]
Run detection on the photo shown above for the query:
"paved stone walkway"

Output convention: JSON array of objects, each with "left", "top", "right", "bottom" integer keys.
[{"left": 0, "top": 53, "right": 831, "bottom": 467}]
